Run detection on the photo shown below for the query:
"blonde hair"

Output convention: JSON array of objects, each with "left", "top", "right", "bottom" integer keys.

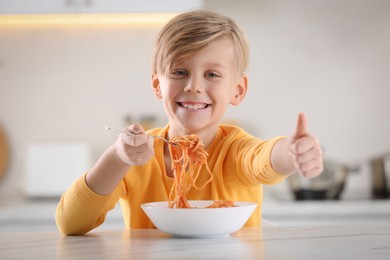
[{"left": 152, "top": 10, "right": 249, "bottom": 76}]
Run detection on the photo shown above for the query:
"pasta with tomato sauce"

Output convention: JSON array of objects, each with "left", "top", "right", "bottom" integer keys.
[{"left": 167, "top": 134, "right": 235, "bottom": 209}]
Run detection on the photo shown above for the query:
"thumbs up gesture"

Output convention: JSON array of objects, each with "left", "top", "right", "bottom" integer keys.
[{"left": 287, "top": 113, "right": 323, "bottom": 179}]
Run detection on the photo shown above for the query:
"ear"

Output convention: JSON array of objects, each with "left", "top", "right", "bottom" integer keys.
[
  {"left": 151, "top": 74, "right": 162, "bottom": 99},
  {"left": 230, "top": 75, "right": 248, "bottom": 106}
]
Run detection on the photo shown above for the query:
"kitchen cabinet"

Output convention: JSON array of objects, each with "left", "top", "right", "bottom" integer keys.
[{"left": 0, "top": 0, "right": 204, "bottom": 14}]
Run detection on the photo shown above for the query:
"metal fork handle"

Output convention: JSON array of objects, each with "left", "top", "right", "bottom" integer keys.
[{"left": 105, "top": 127, "right": 177, "bottom": 146}]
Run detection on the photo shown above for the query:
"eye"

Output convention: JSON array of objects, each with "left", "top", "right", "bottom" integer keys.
[
  {"left": 171, "top": 69, "right": 188, "bottom": 77},
  {"left": 205, "top": 72, "right": 220, "bottom": 78}
]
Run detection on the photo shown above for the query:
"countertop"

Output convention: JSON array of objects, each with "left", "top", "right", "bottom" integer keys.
[
  {"left": 1, "top": 200, "right": 390, "bottom": 258},
  {"left": 1, "top": 226, "right": 389, "bottom": 259},
  {"left": 1, "top": 199, "right": 390, "bottom": 231}
]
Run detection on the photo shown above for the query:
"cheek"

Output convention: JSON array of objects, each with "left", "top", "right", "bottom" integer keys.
[
  {"left": 160, "top": 87, "right": 173, "bottom": 99},
  {"left": 161, "top": 82, "right": 182, "bottom": 97},
  {"left": 214, "top": 83, "right": 235, "bottom": 99}
]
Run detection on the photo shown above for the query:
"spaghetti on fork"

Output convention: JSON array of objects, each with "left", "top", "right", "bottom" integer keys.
[
  {"left": 167, "top": 134, "right": 213, "bottom": 208},
  {"left": 167, "top": 134, "right": 236, "bottom": 209}
]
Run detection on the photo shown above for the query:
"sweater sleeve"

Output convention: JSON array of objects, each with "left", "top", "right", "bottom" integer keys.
[
  {"left": 56, "top": 173, "right": 125, "bottom": 235},
  {"left": 234, "top": 136, "right": 288, "bottom": 185}
]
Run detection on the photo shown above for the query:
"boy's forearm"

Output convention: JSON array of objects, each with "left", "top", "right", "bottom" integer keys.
[
  {"left": 270, "top": 137, "right": 296, "bottom": 176},
  {"left": 85, "top": 144, "right": 130, "bottom": 195},
  {"left": 56, "top": 175, "right": 114, "bottom": 235}
]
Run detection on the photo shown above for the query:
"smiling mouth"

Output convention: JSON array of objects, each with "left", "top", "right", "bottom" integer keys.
[{"left": 178, "top": 102, "right": 210, "bottom": 110}]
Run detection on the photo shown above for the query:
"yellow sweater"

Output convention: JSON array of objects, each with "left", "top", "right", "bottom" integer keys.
[{"left": 56, "top": 125, "right": 286, "bottom": 235}]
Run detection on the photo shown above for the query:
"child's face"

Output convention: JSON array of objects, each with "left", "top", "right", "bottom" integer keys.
[{"left": 152, "top": 37, "right": 247, "bottom": 134}]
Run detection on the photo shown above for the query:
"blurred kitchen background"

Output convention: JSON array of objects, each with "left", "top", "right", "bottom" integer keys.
[{"left": 0, "top": 0, "right": 389, "bottom": 231}]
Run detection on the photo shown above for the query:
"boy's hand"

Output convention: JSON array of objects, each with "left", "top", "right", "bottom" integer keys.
[
  {"left": 115, "top": 124, "right": 154, "bottom": 166},
  {"left": 287, "top": 113, "right": 323, "bottom": 179}
]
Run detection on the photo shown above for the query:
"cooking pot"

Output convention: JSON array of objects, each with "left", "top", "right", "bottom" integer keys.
[
  {"left": 370, "top": 154, "right": 390, "bottom": 199},
  {"left": 288, "top": 160, "right": 350, "bottom": 200}
]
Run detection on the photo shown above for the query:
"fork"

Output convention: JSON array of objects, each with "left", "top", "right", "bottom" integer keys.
[{"left": 105, "top": 127, "right": 177, "bottom": 146}]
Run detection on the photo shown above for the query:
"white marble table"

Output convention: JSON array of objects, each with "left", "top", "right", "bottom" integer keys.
[{"left": 1, "top": 225, "right": 389, "bottom": 259}]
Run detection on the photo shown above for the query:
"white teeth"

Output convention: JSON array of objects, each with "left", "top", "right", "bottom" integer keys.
[{"left": 181, "top": 103, "right": 207, "bottom": 110}]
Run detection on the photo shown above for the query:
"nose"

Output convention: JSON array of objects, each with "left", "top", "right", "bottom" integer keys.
[{"left": 183, "top": 74, "right": 204, "bottom": 93}]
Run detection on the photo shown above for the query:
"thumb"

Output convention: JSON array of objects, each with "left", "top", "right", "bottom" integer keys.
[{"left": 292, "top": 113, "right": 307, "bottom": 141}]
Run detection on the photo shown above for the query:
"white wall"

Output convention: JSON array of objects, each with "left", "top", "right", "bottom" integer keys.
[{"left": 1, "top": 0, "right": 389, "bottom": 199}]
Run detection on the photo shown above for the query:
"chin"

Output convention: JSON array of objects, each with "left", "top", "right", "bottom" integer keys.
[{"left": 177, "top": 122, "right": 205, "bottom": 133}]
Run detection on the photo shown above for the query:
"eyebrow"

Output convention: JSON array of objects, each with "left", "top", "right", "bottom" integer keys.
[
  {"left": 203, "top": 62, "right": 227, "bottom": 69},
  {"left": 173, "top": 62, "right": 229, "bottom": 71}
]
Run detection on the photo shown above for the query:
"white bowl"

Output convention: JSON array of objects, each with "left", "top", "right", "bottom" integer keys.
[{"left": 141, "top": 200, "right": 258, "bottom": 237}]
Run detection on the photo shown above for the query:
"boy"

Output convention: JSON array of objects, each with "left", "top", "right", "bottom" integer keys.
[{"left": 56, "top": 10, "right": 323, "bottom": 235}]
